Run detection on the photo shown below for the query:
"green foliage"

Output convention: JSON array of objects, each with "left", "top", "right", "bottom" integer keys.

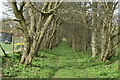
[{"left": 2, "top": 42, "right": 119, "bottom": 78}]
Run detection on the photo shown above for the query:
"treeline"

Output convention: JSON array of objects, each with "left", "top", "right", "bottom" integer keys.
[{"left": 56, "top": 2, "right": 120, "bottom": 62}]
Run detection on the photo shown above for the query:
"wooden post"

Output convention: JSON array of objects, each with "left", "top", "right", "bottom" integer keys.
[{"left": 12, "top": 36, "right": 14, "bottom": 54}]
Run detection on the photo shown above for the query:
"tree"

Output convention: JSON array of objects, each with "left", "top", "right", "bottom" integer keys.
[
  {"left": 10, "top": 1, "right": 62, "bottom": 65},
  {"left": 91, "top": 2, "right": 98, "bottom": 57},
  {"left": 98, "top": 2, "right": 118, "bottom": 61}
]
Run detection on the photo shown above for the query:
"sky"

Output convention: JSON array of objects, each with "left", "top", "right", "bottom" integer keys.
[{"left": 0, "top": 1, "right": 5, "bottom": 19}]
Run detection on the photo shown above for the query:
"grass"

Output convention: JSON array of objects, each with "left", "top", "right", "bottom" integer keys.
[
  {"left": 2, "top": 42, "right": 119, "bottom": 78},
  {"left": 0, "top": 43, "right": 12, "bottom": 56}
]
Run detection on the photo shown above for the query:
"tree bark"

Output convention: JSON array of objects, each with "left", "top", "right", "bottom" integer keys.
[
  {"left": 91, "top": 2, "right": 98, "bottom": 57},
  {"left": 91, "top": 32, "right": 97, "bottom": 57}
]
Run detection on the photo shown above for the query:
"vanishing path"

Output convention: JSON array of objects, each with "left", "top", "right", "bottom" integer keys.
[{"left": 49, "top": 42, "right": 90, "bottom": 78}]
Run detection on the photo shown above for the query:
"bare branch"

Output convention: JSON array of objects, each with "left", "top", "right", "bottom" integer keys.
[
  {"left": 2, "top": 19, "right": 20, "bottom": 22},
  {"left": 20, "top": 2, "right": 26, "bottom": 11},
  {"left": 42, "top": 1, "right": 63, "bottom": 14}
]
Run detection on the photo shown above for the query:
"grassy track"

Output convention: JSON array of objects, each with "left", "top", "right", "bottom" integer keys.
[{"left": 2, "top": 42, "right": 119, "bottom": 78}]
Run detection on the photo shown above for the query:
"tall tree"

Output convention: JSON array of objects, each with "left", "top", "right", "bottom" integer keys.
[
  {"left": 91, "top": 2, "right": 98, "bottom": 57},
  {"left": 99, "top": 2, "right": 118, "bottom": 61},
  {"left": 10, "top": 1, "right": 62, "bottom": 65}
]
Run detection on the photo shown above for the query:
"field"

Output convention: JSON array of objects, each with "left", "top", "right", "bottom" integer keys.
[
  {"left": 0, "top": 43, "right": 12, "bottom": 56},
  {"left": 2, "top": 42, "right": 119, "bottom": 78}
]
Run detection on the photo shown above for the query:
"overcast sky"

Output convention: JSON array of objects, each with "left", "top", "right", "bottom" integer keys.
[{"left": 0, "top": 1, "right": 5, "bottom": 19}]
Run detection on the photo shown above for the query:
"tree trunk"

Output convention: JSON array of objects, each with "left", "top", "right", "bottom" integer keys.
[
  {"left": 20, "top": 37, "right": 31, "bottom": 64},
  {"left": 100, "top": 25, "right": 106, "bottom": 60},
  {"left": 91, "top": 31, "right": 97, "bottom": 57},
  {"left": 20, "top": 14, "right": 54, "bottom": 65},
  {"left": 91, "top": 2, "right": 98, "bottom": 57}
]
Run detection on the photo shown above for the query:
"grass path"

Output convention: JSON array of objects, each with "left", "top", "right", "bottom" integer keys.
[
  {"left": 2, "top": 42, "right": 119, "bottom": 78},
  {"left": 50, "top": 42, "right": 82, "bottom": 78},
  {"left": 45, "top": 42, "right": 118, "bottom": 78}
]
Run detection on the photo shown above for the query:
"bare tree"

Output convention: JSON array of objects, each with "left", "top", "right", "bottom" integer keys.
[{"left": 10, "top": 1, "right": 62, "bottom": 65}]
